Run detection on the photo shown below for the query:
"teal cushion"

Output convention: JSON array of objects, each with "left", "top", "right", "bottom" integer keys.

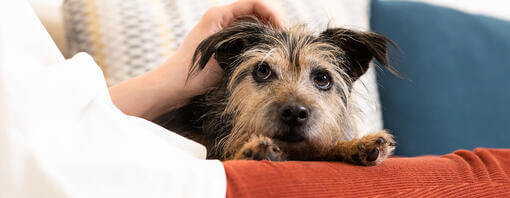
[{"left": 371, "top": 0, "right": 510, "bottom": 156}]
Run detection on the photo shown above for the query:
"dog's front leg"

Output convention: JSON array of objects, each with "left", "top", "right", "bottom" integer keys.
[
  {"left": 233, "top": 135, "right": 286, "bottom": 161},
  {"left": 322, "top": 130, "right": 396, "bottom": 166}
]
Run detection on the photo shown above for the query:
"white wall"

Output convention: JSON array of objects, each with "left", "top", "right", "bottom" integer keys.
[{"left": 28, "top": 0, "right": 66, "bottom": 54}]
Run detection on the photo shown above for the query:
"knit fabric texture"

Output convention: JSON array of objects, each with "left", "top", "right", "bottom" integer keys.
[{"left": 223, "top": 148, "right": 510, "bottom": 197}]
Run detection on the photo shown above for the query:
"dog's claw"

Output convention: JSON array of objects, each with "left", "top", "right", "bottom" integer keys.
[
  {"left": 243, "top": 149, "right": 253, "bottom": 157},
  {"left": 376, "top": 137, "right": 386, "bottom": 144},
  {"left": 366, "top": 148, "right": 379, "bottom": 162},
  {"left": 353, "top": 131, "right": 396, "bottom": 166},
  {"left": 234, "top": 136, "right": 285, "bottom": 161}
]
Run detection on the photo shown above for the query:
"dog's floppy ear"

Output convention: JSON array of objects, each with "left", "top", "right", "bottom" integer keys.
[
  {"left": 189, "top": 17, "right": 267, "bottom": 76},
  {"left": 319, "top": 28, "right": 399, "bottom": 81}
]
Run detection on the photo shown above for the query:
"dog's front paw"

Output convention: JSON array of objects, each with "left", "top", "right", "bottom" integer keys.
[
  {"left": 234, "top": 135, "right": 285, "bottom": 161},
  {"left": 352, "top": 131, "right": 395, "bottom": 166}
]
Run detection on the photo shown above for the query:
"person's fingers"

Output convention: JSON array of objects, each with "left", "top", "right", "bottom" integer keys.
[
  {"left": 227, "top": 0, "right": 283, "bottom": 28},
  {"left": 250, "top": 0, "right": 284, "bottom": 28},
  {"left": 227, "top": 0, "right": 256, "bottom": 18}
]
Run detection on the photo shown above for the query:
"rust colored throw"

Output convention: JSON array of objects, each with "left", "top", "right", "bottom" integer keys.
[{"left": 223, "top": 148, "right": 510, "bottom": 197}]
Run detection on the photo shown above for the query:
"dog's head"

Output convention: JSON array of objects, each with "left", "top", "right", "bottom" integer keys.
[{"left": 190, "top": 17, "right": 398, "bottom": 159}]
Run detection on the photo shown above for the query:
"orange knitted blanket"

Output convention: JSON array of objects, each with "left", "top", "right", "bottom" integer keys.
[{"left": 224, "top": 148, "right": 510, "bottom": 197}]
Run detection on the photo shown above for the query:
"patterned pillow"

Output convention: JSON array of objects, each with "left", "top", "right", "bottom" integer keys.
[{"left": 63, "top": 0, "right": 383, "bottom": 135}]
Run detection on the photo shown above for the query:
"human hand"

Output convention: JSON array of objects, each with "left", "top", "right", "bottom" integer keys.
[
  {"left": 109, "top": 0, "right": 283, "bottom": 120},
  {"left": 168, "top": 0, "right": 284, "bottom": 98}
]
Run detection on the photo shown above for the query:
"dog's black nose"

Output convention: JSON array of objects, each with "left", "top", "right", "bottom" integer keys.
[{"left": 279, "top": 102, "right": 310, "bottom": 125}]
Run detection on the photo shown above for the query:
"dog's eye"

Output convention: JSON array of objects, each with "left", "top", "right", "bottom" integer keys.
[
  {"left": 312, "top": 71, "right": 332, "bottom": 90},
  {"left": 253, "top": 62, "right": 273, "bottom": 82}
]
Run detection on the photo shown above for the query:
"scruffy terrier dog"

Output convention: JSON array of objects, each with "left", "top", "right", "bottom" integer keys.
[{"left": 158, "top": 17, "right": 398, "bottom": 166}]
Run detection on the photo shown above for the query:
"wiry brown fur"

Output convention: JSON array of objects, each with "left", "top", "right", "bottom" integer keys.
[{"left": 157, "top": 17, "right": 398, "bottom": 165}]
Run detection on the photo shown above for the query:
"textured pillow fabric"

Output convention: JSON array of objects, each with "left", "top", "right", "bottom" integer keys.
[
  {"left": 63, "top": 0, "right": 372, "bottom": 85},
  {"left": 371, "top": 0, "right": 510, "bottom": 156},
  {"left": 63, "top": 0, "right": 384, "bottom": 135}
]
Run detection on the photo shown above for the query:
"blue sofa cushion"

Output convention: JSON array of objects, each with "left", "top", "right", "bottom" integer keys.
[{"left": 370, "top": 0, "right": 510, "bottom": 156}]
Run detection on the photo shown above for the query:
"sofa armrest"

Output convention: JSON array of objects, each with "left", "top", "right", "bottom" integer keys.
[{"left": 224, "top": 148, "right": 510, "bottom": 197}]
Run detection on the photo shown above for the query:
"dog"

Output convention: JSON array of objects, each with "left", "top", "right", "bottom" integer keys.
[{"left": 157, "top": 17, "right": 398, "bottom": 166}]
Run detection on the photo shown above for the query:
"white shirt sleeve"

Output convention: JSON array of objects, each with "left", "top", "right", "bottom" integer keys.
[{"left": 0, "top": 1, "right": 226, "bottom": 198}]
